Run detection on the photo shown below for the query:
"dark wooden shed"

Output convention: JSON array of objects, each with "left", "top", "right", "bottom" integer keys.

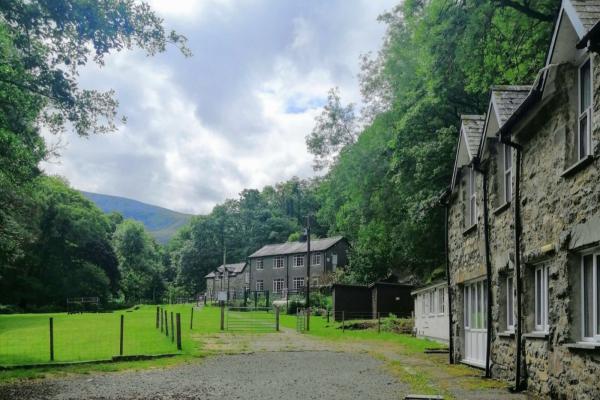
[
  {"left": 331, "top": 284, "right": 371, "bottom": 321},
  {"left": 370, "top": 282, "right": 414, "bottom": 318}
]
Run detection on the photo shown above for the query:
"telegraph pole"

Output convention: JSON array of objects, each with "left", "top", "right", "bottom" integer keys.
[{"left": 306, "top": 216, "right": 311, "bottom": 331}]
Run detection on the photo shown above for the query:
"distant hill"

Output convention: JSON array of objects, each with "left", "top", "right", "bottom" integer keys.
[{"left": 81, "top": 191, "right": 193, "bottom": 244}]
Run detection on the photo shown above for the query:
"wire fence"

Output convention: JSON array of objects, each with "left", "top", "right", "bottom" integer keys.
[{"left": 0, "top": 305, "right": 189, "bottom": 367}]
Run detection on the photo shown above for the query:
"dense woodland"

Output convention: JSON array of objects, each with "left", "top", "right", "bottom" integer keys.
[{"left": 0, "top": 0, "right": 559, "bottom": 310}]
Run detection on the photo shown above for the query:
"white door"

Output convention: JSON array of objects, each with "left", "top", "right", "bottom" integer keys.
[{"left": 463, "top": 280, "right": 487, "bottom": 368}]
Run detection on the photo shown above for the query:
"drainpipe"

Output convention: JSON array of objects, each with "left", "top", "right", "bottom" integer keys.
[
  {"left": 443, "top": 196, "right": 455, "bottom": 364},
  {"left": 501, "top": 138, "right": 525, "bottom": 392},
  {"left": 473, "top": 159, "right": 493, "bottom": 378}
]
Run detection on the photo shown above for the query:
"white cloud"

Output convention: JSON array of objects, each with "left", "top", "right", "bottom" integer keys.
[{"left": 41, "top": 0, "right": 397, "bottom": 214}]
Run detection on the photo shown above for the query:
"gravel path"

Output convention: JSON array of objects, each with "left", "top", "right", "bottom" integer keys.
[{"left": 0, "top": 351, "right": 406, "bottom": 400}]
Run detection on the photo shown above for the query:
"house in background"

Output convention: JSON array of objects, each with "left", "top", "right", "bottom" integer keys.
[
  {"left": 248, "top": 236, "right": 349, "bottom": 296},
  {"left": 204, "top": 262, "right": 248, "bottom": 300},
  {"left": 446, "top": 1, "right": 600, "bottom": 396},
  {"left": 412, "top": 281, "right": 449, "bottom": 343}
]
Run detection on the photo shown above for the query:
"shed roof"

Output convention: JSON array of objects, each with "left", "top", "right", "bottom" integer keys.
[
  {"left": 204, "top": 271, "right": 216, "bottom": 278},
  {"left": 249, "top": 236, "right": 346, "bottom": 258},
  {"left": 216, "top": 262, "right": 247, "bottom": 275}
]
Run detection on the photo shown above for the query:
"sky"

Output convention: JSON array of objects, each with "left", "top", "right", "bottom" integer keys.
[{"left": 41, "top": 0, "right": 397, "bottom": 215}]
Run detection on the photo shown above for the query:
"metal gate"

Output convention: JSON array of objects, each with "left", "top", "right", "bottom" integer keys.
[
  {"left": 296, "top": 308, "right": 307, "bottom": 333},
  {"left": 225, "top": 307, "right": 276, "bottom": 332}
]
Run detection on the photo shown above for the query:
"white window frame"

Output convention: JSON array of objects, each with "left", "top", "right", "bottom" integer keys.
[
  {"left": 580, "top": 251, "right": 600, "bottom": 342},
  {"left": 273, "top": 278, "right": 285, "bottom": 294},
  {"left": 438, "top": 288, "right": 445, "bottom": 315},
  {"left": 311, "top": 253, "right": 321, "bottom": 266},
  {"left": 503, "top": 144, "right": 512, "bottom": 204},
  {"left": 428, "top": 290, "right": 435, "bottom": 316},
  {"left": 273, "top": 256, "right": 285, "bottom": 269},
  {"left": 292, "top": 277, "right": 305, "bottom": 290},
  {"left": 468, "top": 166, "right": 477, "bottom": 226},
  {"left": 506, "top": 275, "right": 515, "bottom": 332},
  {"left": 293, "top": 255, "right": 304, "bottom": 268},
  {"left": 534, "top": 264, "right": 549, "bottom": 333},
  {"left": 256, "top": 280, "right": 264, "bottom": 291},
  {"left": 256, "top": 259, "right": 264, "bottom": 270},
  {"left": 578, "top": 57, "right": 593, "bottom": 161}
]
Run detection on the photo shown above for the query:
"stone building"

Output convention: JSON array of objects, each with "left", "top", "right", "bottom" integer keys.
[
  {"left": 445, "top": 1, "right": 600, "bottom": 397},
  {"left": 204, "top": 262, "right": 248, "bottom": 300}
]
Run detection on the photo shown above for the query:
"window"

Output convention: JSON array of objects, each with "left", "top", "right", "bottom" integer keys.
[
  {"left": 312, "top": 253, "right": 321, "bottom": 265},
  {"left": 578, "top": 59, "right": 592, "bottom": 161},
  {"left": 429, "top": 290, "right": 435, "bottom": 315},
  {"left": 438, "top": 288, "right": 445, "bottom": 314},
  {"left": 256, "top": 259, "right": 263, "bottom": 270},
  {"left": 245, "top": 272, "right": 250, "bottom": 284},
  {"left": 273, "top": 278, "right": 285, "bottom": 293},
  {"left": 293, "top": 255, "right": 304, "bottom": 267},
  {"left": 464, "top": 280, "right": 487, "bottom": 329},
  {"left": 535, "top": 264, "right": 549, "bottom": 332},
  {"left": 503, "top": 144, "right": 512, "bottom": 204},
  {"left": 312, "top": 277, "right": 319, "bottom": 286},
  {"left": 468, "top": 167, "right": 477, "bottom": 226},
  {"left": 506, "top": 276, "right": 515, "bottom": 331},
  {"left": 293, "top": 277, "right": 305, "bottom": 290},
  {"left": 273, "top": 256, "right": 285, "bottom": 269},
  {"left": 256, "top": 280, "right": 264, "bottom": 291},
  {"left": 581, "top": 253, "right": 600, "bottom": 341}
]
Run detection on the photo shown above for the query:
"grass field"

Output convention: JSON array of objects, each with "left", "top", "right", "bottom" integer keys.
[{"left": 0, "top": 304, "right": 199, "bottom": 366}]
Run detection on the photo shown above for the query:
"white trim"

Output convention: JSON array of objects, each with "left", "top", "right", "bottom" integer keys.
[
  {"left": 311, "top": 253, "right": 321, "bottom": 266},
  {"left": 544, "top": 2, "right": 586, "bottom": 67},
  {"left": 292, "top": 277, "right": 305, "bottom": 290},
  {"left": 292, "top": 254, "right": 305, "bottom": 268},
  {"left": 580, "top": 251, "right": 600, "bottom": 342},
  {"left": 273, "top": 256, "right": 285, "bottom": 269},
  {"left": 273, "top": 278, "right": 285, "bottom": 294},
  {"left": 256, "top": 258, "right": 264, "bottom": 270},
  {"left": 506, "top": 275, "right": 515, "bottom": 332},
  {"left": 534, "top": 263, "right": 549, "bottom": 333},
  {"left": 255, "top": 280, "right": 264, "bottom": 291}
]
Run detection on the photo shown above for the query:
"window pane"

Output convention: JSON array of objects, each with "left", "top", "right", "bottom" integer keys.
[
  {"left": 505, "top": 171, "right": 512, "bottom": 203},
  {"left": 476, "top": 283, "right": 482, "bottom": 329},
  {"left": 579, "top": 114, "right": 589, "bottom": 159},
  {"left": 464, "top": 287, "right": 469, "bottom": 327},
  {"left": 580, "top": 60, "right": 591, "bottom": 111},
  {"left": 583, "top": 255, "right": 594, "bottom": 338},
  {"left": 536, "top": 269, "right": 542, "bottom": 326},
  {"left": 504, "top": 144, "right": 512, "bottom": 170}
]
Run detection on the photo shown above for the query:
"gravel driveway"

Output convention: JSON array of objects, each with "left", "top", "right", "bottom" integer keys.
[{"left": 0, "top": 351, "right": 406, "bottom": 400}]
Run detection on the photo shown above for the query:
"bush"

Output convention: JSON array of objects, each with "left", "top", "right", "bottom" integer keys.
[
  {"left": 0, "top": 304, "right": 22, "bottom": 314},
  {"left": 380, "top": 314, "right": 414, "bottom": 334}
]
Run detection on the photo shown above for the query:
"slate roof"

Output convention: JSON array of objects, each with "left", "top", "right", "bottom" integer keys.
[
  {"left": 571, "top": 0, "right": 600, "bottom": 31},
  {"left": 461, "top": 115, "right": 485, "bottom": 159},
  {"left": 216, "top": 262, "right": 247, "bottom": 275},
  {"left": 204, "top": 271, "right": 216, "bottom": 278},
  {"left": 491, "top": 86, "right": 532, "bottom": 126},
  {"left": 249, "top": 236, "right": 346, "bottom": 258}
]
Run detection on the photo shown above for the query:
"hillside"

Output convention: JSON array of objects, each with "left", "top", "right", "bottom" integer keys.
[{"left": 81, "top": 191, "right": 193, "bottom": 244}]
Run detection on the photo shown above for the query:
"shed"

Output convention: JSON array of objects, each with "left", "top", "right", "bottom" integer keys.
[
  {"left": 331, "top": 284, "right": 372, "bottom": 321},
  {"left": 370, "top": 282, "right": 414, "bottom": 318}
]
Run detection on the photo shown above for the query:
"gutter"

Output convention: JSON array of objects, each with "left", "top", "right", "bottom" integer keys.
[
  {"left": 577, "top": 20, "right": 600, "bottom": 51},
  {"left": 473, "top": 158, "right": 493, "bottom": 378}
]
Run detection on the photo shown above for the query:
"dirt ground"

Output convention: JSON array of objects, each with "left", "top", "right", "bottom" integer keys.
[{"left": 0, "top": 328, "right": 536, "bottom": 400}]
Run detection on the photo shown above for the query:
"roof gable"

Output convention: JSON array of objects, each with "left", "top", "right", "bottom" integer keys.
[{"left": 450, "top": 115, "right": 484, "bottom": 189}]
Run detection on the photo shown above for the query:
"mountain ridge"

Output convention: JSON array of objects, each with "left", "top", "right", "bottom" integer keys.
[{"left": 80, "top": 191, "right": 193, "bottom": 244}]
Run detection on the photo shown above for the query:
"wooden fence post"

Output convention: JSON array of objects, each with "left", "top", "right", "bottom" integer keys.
[
  {"left": 220, "top": 302, "right": 225, "bottom": 331},
  {"left": 275, "top": 306, "right": 280, "bottom": 331},
  {"left": 176, "top": 313, "right": 182, "bottom": 350},
  {"left": 190, "top": 307, "right": 194, "bottom": 330},
  {"left": 165, "top": 310, "right": 169, "bottom": 337},
  {"left": 306, "top": 307, "right": 310, "bottom": 332},
  {"left": 156, "top": 306, "right": 159, "bottom": 328},
  {"left": 49, "top": 317, "right": 54, "bottom": 361},
  {"left": 171, "top": 312, "right": 175, "bottom": 342},
  {"left": 119, "top": 314, "right": 124, "bottom": 356},
  {"left": 160, "top": 307, "right": 163, "bottom": 332}
]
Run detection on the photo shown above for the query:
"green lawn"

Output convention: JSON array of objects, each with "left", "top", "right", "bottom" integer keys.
[{"left": 0, "top": 304, "right": 200, "bottom": 366}]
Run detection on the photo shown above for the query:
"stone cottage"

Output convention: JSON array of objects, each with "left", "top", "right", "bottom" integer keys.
[
  {"left": 204, "top": 262, "right": 248, "bottom": 300},
  {"left": 445, "top": 1, "right": 600, "bottom": 397}
]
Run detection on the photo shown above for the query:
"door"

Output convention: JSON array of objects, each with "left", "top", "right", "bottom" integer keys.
[{"left": 463, "top": 279, "right": 487, "bottom": 368}]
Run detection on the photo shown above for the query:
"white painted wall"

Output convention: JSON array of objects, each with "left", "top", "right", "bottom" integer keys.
[{"left": 412, "top": 283, "right": 449, "bottom": 343}]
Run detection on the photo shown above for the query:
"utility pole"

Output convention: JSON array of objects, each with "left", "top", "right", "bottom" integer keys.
[{"left": 306, "top": 215, "right": 311, "bottom": 331}]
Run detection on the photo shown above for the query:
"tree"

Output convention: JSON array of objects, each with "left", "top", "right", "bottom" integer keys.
[{"left": 305, "top": 88, "right": 357, "bottom": 171}]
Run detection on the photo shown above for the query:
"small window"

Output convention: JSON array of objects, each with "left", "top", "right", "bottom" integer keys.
[
  {"left": 535, "top": 264, "right": 549, "bottom": 332},
  {"left": 578, "top": 59, "right": 592, "bottom": 161},
  {"left": 581, "top": 253, "right": 600, "bottom": 341},
  {"left": 503, "top": 144, "right": 512, "bottom": 204},
  {"left": 292, "top": 277, "right": 305, "bottom": 290},
  {"left": 293, "top": 255, "right": 304, "bottom": 267},
  {"left": 256, "top": 280, "right": 264, "bottom": 291},
  {"left": 468, "top": 167, "right": 477, "bottom": 226},
  {"left": 312, "top": 253, "right": 321, "bottom": 266},
  {"left": 256, "top": 259, "right": 264, "bottom": 270},
  {"left": 506, "top": 276, "right": 515, "bottom": 331},
  {"left": 429, "top": 290, "right": 435, "bottom": 315},
  {"left": 273, "top": 256, "right": 285, "bottom": 269},
  {"left": 438, "top": 288, "right": 445, "bottom": 314},
  {"left": 273, "top": 278, "right": 285, "bottom": 293}
]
